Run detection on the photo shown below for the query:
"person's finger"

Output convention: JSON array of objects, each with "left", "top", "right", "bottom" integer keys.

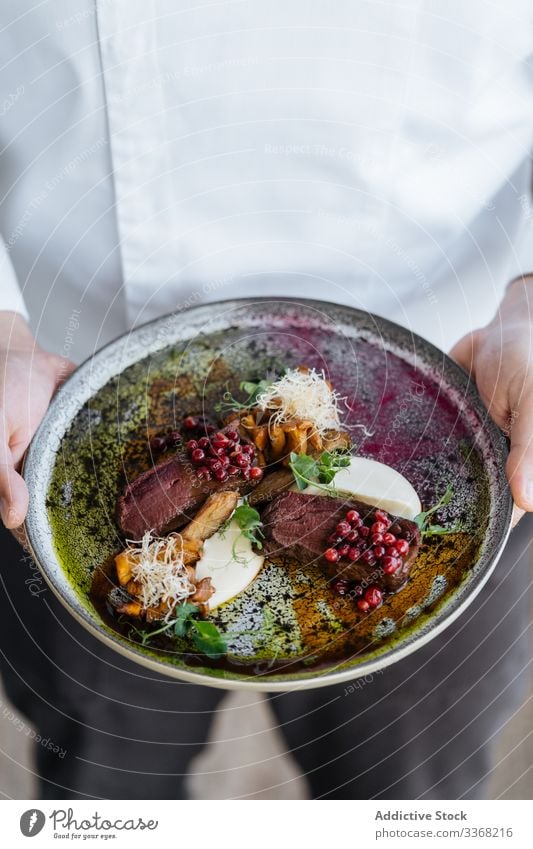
[
  {"left": 10, "top": 522, "right": 30, "bottom": 550},
  {"left": 449, "top": 331, "right": 478, "bottom": 376},
  {"left": 0, "top": 462, "right": 29, "bottom": 528},
  {"left": 505, "top": 392, "right": 533, "bottom": 512},
  {"left": 6, "top": 357, "right": 76, "bottom": 470},
  {"left": 511, "top": 504, "right": 525, "bottom": 527},
  {"left": 51, "top": 354, "right": 76, "bottom": 387}
]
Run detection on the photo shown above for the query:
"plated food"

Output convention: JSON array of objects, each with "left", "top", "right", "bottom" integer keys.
[
  {"left": 24, "top": 299, "right": 512, "bottom": 690},
  {"left": 106, "top": 365, "right": 432, "bottom": 654}
]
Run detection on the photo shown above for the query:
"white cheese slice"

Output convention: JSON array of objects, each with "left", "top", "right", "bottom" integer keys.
[
  {"left": 195, "top": 519, "right": 265, "bottom": 609},
  {"left": 332, "top": 456, "right": 421, "bottom": 519},
  {"left": 298, "top": 456, "right": 421, "bottom": 520}
]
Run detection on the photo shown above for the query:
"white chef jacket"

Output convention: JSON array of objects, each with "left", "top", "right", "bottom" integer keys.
[{"left": 1, "top": 1, "right": 533, "bottom": 362}]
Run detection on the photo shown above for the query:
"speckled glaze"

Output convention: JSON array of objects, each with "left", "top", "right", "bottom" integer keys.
[{"left": 23, "top": 299, "right": 512, "bottom": 691}]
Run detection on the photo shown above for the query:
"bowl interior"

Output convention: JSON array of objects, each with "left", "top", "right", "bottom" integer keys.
[{"left": 23, "top": 299, "right": 512, "bottom": 690}]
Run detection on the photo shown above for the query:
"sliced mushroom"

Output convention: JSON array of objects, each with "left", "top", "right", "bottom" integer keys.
[
  {"left": 190, "top": 576, "right": 215, "bottom": 603},
  {"left": 285, "top": 425, "right": 308, "bottom": 458},
  {"left": 115, "top": 550, "right": 133, "bottom": 586},
  {"left": 181, "top": 490, "right": 239, "bottom": 541},
  {"left": 116, "top": 600, "right": 143, "bottom": 617},
  {"left": 269, "top": 423, "right": 286, "bottom": 459},
  {"left": 322, "top": 429, "right": 351, "bottom": 453},
  {"left": 253, "top": 424, "right": 268, "bottom": 451},
  {"left": 125, "top": 579, "right": 142, "bottom": 596},
  {"left": 307, "top": 427, "right": 323, "bottom": 452},
  {"left": 182, "top": 538, "right": 204, "bottom": 565}
]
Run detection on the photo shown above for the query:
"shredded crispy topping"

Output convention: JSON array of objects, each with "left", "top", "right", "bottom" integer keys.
[
  {"left": 255, "top": 367, "right": 345, "bottom": 435},
  {"left": 125, "top": 531, "right": 195, "bottom": 616}
]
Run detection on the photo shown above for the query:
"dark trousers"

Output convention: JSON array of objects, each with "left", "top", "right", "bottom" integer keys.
[{"left": 1, "top": 519, "right": 531, "bottom": 800}]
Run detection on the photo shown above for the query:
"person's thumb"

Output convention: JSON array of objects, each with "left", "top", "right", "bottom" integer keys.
[
  {"left": 506, "top": 391, "right": 533, "bottom": 513},
  {"left": 449, "top": 331, "right": 478, "bottom": 376},
  {"left": 50, "top": 354, "right": 76, "bottom": 387}
]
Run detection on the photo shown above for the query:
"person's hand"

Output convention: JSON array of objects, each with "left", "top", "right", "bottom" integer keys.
[
  {"left": 0, "top": 311, "right": 75, "bottom": 530},
  {"left": 450, "top": 275, "right": 533, "bottom": 525}
]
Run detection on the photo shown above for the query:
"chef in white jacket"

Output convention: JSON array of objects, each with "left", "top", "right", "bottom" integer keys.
[{"left": 0, "top": 1, "right": 532, "bottom": 800}]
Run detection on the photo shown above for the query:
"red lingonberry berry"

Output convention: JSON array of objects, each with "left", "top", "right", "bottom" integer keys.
[
  {"left": 336, "top": 521, "right": 351, "bottom": 537},
  {"left": 374, "top": 509, "right": 391, "bottom": 526},
  {"left": 396, "top": 539, "right": 410, "bottom": 556},
  {"left": 364, "top": 586, "right": 383, "bottom": 607},
  {"left": 382, "top": 556, "right": 400, "bottom": 574},
  {"left": 150, "top": 436, "right": 166, "bottom": 452},
  {"left": 346, "top": 509, "right": 360, "bottom": 524}
]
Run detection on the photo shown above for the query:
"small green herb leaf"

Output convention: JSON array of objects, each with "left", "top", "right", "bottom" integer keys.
[
  {"left": 414, "top": 486, "right": 462, "bottom": 539},
  {"left": 240, "top": 379, "right": 272, "bottom": 402},
  {"left": 288, "top": 449, "right": 352, "bottom": 492},
  {"left": 233, "top": 503, "right": 264, "bottom": 549},
  {"left": 318, "top": 449, "right": 351, "bottom": 483},
  {"left": 128, "top": 602, "right": 228, "bottom": 658},
  {"left": 214, "top": 379, "right": 273, "bottom": 415},
  {"left": 289, "top": 452, "right": 320, "bottom": 491},
  {"left": 173, "top": 602, "right": 198, "bottom": 637},
  {"left": 190, "top": 620, "right": 228, "bottom": 658}
]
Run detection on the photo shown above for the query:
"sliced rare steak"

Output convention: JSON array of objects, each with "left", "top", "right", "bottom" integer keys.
[
  {"left": 261, "top": 491, "right": 420, "bottom": 593},
  {"left": 248, "top": 468, "right": 294, "bottom": 508},
  {"left": 117, "top": 455, "right": 255, "bottom": 538}
]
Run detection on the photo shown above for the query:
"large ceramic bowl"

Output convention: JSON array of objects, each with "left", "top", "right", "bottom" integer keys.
[{"left": 23, "top": 298, "right": 512, "bottom": 691}]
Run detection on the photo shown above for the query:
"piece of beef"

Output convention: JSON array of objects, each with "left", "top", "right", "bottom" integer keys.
[
  {"left": 117, "top": 454, "right": 253, "bottom": 538},
  {"left": 248, "top": 468, "right": 294, "bottom": 508},
  {"left": 261, "top": 491, "right": 420, "bottom": 593}
]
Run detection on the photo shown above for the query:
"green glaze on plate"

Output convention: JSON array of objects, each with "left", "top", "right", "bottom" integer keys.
[{"left": 24, "top": 299, "right": 512, "bottom": 690}]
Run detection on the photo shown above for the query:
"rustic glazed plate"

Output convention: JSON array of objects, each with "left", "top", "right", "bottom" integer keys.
[{"left": 23, "top": 298, "right": 512, "bottom": 691}]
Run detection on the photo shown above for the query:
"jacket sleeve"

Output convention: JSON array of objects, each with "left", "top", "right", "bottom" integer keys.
[{"left": 0, "top": 235, "right": 29, "bottom": 319}]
